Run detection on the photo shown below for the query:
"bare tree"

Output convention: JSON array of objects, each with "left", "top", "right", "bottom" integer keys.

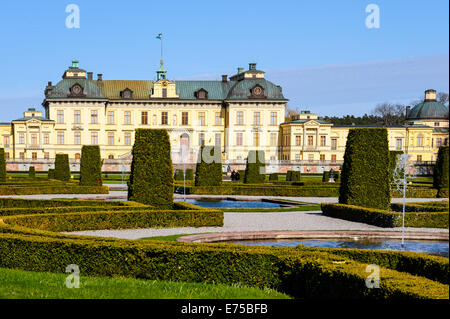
[
  {"left": 372, "top": 103, "right": 406, "bottom": 125},
  {"left": 285, "top": 104, "right": 300, "bottom": 121},
  {"left": 437, "top": 92, "right": 449, "bottom": 106}
]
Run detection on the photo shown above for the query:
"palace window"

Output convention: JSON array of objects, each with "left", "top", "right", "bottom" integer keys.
[
  {"left": 91, "top": 110, "right": 98, "bottom": 124},
  {"left": 57, "top": 110, "right": 64, "bottom": 124},
  {"left": 74, "top": 132, "right": 81, "bottom": 145},
  {"left": 5, "top": 152, "right": 9, "bottom": 160},
  {"left": 434, "top": 122, "right": 440, "bottom": 127},
  {"left": 236, "top": 133, "right": 243, "bottom": 146},
  {"left": 320, "top": 136, "right": 326, "bottom": 147},
  {"left": 396, "top": 138, "right": 402, "bottom": 150},
  {"left": 307, "top": 136, "right": 314, "bottom": 146},
  {"left": 320, "top": 154, "right": 326, "bottom": 162},
  {"left": 199, "top": 133, "right": 205, "bottom": 146},
  {"left": 253, "top": 112, "right": 261, "bottom": 125},
  {"left": 331, "top": 154, "right": 336, "bottom": 163},
  {"left": 31, "top": 134, "right": 37, "bottom": 146},
  {"left": 57, "top": 131, "right": 64, "bottom": 145},
  {"left": 20, "top": 152, "right": 25, "bottom": 160},
  {"left": 124, "top": 111, "right": 131, "bottom": 125},
  {"left": 215, "top": 112, "right": 221, "bottom": 125},
  {"left": 108, "top": 132, "right": 114, "bottom": 145},
  {"left": 215, "top": 133, "right": 221, "bottom": 147},
  {"left": 270, "top": 133, "right": 277, "bottom": 147},
  {"left": 198, "top": 112, "right": 206, "bottom": 126},
  {"left": 153, "top": 114, "right": 157, "bottom": 125},
  {"left": 44, "top": 152, "right": 49, "bottom": 160},
  {"left": 417, "top": 135, "right": 423, "bottom": 147},
  {"left": 417, "top": 155, "right": 422, "bottom": 163},
  {"left": 108, "top": 154, "right": 114, "bottom": 159},
  {"left": 91, "top": 132, "right": 98, "bottom": 145},
  {"left": 32, "top": 152, "right": 37, "bottom": 160},
  {"left": 107, "top": 111, "right": 114, "bottom": 124},
  {"left": 295, "top": 135, "right": 301, "bottom": 146},
  {"left": 436, "top": 138, "right": 442, "bottom": 148},
  {"left": 74, "top": 110, "right": 81, "bottom": 124},
  {"left": 308, "top": 154, "right": 314, "bottom": 163},
  {"left": 236, "top": 111, "right": 244, "bottom": 125},
  {"left": 124, "top": 132, "right": 131, "bottom": 146},
  {"left": 182, "top": 112, "right": 189, "bottom": 125},
  {"left": 253, "top": 132, "right": 260, "bottom": 147},
  {"left": 270, "top": 112, "right": 277, "bottom": 126},
  {"left": 331, "top": 138, "right": 337, "bottom": 150},
  {"left": 295, "top": 154, "right": 301, "bottom": 161},
  {"left": 141, "top": 112, "right": 148, "bottom": 125},
  {"left": 161, "top": 112, "right": 168, "bottom": 125},
  {"left": 3, "top": 136, "right": 9, "bottom": 147},
  {"left": 162, "top": 88, "right": 167, "bottom": 98},
  {"left": 43, "top": 133, "right": 49, "bottom": 145}
]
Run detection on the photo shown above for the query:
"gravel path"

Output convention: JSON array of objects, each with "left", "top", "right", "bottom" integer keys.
[{"left": 65, "top": 211, "right": 448, "bottom": 240}]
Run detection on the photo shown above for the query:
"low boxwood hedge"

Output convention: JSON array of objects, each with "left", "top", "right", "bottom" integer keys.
[
  {"left": 0, "top": 185, "right": 109, "bottom": 195},
  {"left": 0, "top": 198, "right": 447, "bottom": 299},
  {"left": 0, "top": 198, "right": 137, "bottom": 209},
  {"left": 321, "top": 203, "right": 449, "bottom": 228},
  {"left": 186, "top": 185, "right": 340, "bottom": 197},
  {"left": 0, "top": 231, "right": 447, "bottom": 299},
  {"left": 2, "top": 208, "right": 224, "bottom": 232}
]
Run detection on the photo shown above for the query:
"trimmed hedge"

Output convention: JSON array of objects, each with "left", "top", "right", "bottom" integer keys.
[
  {"left": 47, "top": 169, "right": 55, "bottom": 179},
  {"left": 389, "top": 150, "right": 404, "bottom": 182},
  {"left": 80, "top": 145, "right": 103, "bottom": 186},
  {"left": 54, "top": 154, "right": 70, "bottom": 181},
  {"left": 174, "top": 169, "right": 184, "bottom": 181},
  {"left": 244, "top": 151, "right": 265, "bottom": 184},
  {"left": 286, "top": 170, "right": 301, "bottom": 182},
  {"left": 128, "top": 129, "right": 174, "bottom": 209},
  {"left": 0, "top": 185, "right": 109, "bottom": 196},
  {"left": 0, "top": 148, "right": 6, "bottom": 182},
  {"left": 186, "top": 185, "right": 339, "bottom": 197},
  {"left": 2, "top": 208, "right": 224, "bottom": 232},
  {"left": 321, "top": 203, "right": 449, "bottom": 228},
  {"left": 339, "top": 128, "right": 390, "bottom": 210},
  {"left": 0, "top": 231, "right": 447, "bottom": 299},
  {"left": 297, "top": 245, "right": 448, "bottom": 285},
  {"left": 269, "top": 173, "right": 278, "bottom": 181},
  {"left": 185, "top": 169, "right": 194, "bottom": 181},
  {"left": 28, "top": 166, "right": 36, "bottom": 179},
  {"left": 0, "top": 198, "right": 447, "bottom": 299},
  {"left": 194, "top": 146, "right": 222, "bottom": 186},
  {"left": 433, "top": 146, "right": 449, "bottom": 193},
  {"left": 0, "top": 197, "right": 141, "bottom": 209}
]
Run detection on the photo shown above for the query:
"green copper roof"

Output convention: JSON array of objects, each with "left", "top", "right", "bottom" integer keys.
[
  {"left": 408, "top": 101, "right": 449, "bottom": 120},
  {"left": 226, "top": 79, "right": 285, "bottom": 100},
  {"left": 46, "top": 78, "right": 105, "bottom": 99}
]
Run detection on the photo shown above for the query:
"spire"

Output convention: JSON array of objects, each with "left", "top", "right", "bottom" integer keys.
[{"left": 157, "top": 57, "right": 167, "bottom": 81}]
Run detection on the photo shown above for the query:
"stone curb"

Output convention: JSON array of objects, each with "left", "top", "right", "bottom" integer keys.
[{"left": 177, "top": 230, "right": 449, "bottom": 243}]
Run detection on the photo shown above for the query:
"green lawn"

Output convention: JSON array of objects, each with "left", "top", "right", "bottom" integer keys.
[{"left": 0, "top": 267, "right": 290, "bottom": 299}]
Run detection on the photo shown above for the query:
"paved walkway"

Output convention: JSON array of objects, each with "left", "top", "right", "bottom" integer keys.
[{"left": 66, "top": 210, "right": 448, "bottom": 240}]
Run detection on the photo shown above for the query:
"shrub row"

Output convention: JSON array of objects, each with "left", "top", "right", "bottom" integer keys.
[
  {"left": 286, "top": 170, "right": 301, "bottom": 182},
  {"left": 186, "top": 185, "right": 340, "bottom": 197},
  {"left": 195, "top": 146, "right": 223, "bottom": 186},
  {"left": 0, "top": 148, "right": 6, "bottom": 182},
  {"left": 80, "top": 145, "right": 103, "bottom": 186},
  {"left": 321, "top": 203, "right": 449, "bottom": 228},
  {"left": 296, "top": 245, "right": 448, "bottom": 285},
  {"left": 2, "top": 208, "right": 224, "bottom": 232},
  {"left": 0, "top": 231, "right": 447, "bottom": 299},
  {"left": 390, "top": 202, "right": 449, "bottom": 213},
  {"left": 0, "top": 198, "right": 135, "bottom": 208},
  {"left": 0, "top": 185, "right": 109, "bottom": 195}
]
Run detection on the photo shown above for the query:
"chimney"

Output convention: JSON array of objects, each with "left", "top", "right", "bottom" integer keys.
[
  {"left": 222, "top": 75, "right": 228, "bottom": 82},
  {"left": 425, "top": 89, "right": 437, "bottom": 101},
  {"left": 249, "top": 63, "right": 256, "bottom": 71},
  {"left": 97, "top": 74, "right": 103, "bottom": 81},
  {"left": 47, "top": 81, "right": 52, "bottom": 87},
  {"left": 237, "top": 67, "right": 244, "bottom": 74},
  {"left": 406, "top": 106, "right": 411, "bottom": 118},
  {"left": 87, "top": 72, "right": 93, "bottom": 80}
]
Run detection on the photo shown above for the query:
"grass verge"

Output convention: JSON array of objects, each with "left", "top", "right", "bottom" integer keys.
[{"left": 0, "top": 267, "right": 290, "bottom": 299}]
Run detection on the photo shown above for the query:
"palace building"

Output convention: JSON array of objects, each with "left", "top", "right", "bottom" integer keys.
[{"left": 0, "top": 61, "right": 448, "bottom": 173}]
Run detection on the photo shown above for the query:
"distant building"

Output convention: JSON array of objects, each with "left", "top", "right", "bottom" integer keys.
[{"left": 0, "top": 61, "right": 447, "bottom": 173}]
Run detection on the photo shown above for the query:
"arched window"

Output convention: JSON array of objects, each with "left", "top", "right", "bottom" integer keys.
[{"left": 108, "top": 154, "right": 114, "bottom": 159}]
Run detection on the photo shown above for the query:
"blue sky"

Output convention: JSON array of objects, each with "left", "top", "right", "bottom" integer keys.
[{"left": 0, "top": 0, "right": 448, "bottom": 121}]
